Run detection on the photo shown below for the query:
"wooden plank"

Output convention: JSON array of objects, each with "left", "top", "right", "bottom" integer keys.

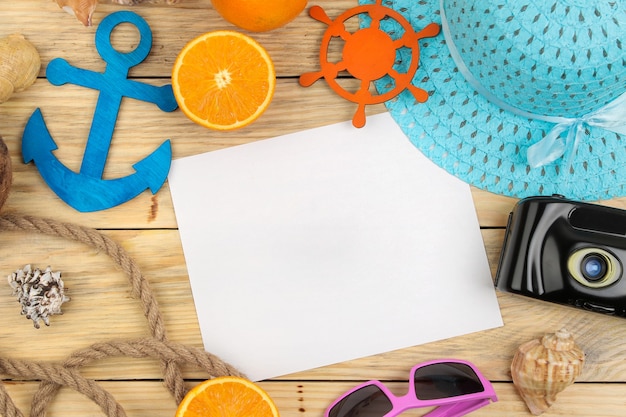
[
  {"left": 1, "top": 229, "right": 626, "bottom": 383},
  {"left": 0, "top": 78, "right": 385, "bottom": 227},
  {"left": 1, "top": 380, "right": 625, "bottom": 417},
  {"left": 0, "top": 80, "right": 384, "bottom": 164},
  {"left": 3, "top": 80, "right": 625, "bottom": 227},
  {"left": 1, "top": 0, "right": 360, "bottom": 78}
]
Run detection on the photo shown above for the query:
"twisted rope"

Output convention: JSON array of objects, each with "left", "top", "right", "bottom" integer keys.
[{"left": 0, "top": 215, "right": 244, "bottom": 417}]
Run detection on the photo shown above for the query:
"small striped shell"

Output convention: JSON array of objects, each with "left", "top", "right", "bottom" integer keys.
[{"left": 511, "top": 328, "right": 585, "bottom": 415}]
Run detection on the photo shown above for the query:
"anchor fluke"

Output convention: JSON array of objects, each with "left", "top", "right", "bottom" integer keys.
[
  {"left": 132, "top": 139, "right": 172, "bottom": 194},
  {"left": 22, "top": 108, "right": 58, "bottom": 161}
]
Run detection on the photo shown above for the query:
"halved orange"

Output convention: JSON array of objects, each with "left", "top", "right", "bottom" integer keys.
[
  {"left": 172, "top": 31, "right": 276, "bottom": 131},
  {"left": 175, "top": 376, "right": 280, "bottom": 417}
]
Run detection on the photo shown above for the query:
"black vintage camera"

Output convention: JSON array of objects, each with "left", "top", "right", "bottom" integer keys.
[{"left": 495, "top": 195, "right": 626, "bottom": 317}]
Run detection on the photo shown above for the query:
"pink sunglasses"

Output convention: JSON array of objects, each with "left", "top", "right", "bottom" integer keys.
[{"left": 326, "top": 359, "right": 497, "bottom": 417}]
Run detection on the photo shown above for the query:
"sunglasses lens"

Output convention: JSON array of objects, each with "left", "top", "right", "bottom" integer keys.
[
  {"left": 328, "top": 384, "right": 393, "bottom": 417},
  {"left": 413, "top": 362, "right": 484, "bottom": 400}
]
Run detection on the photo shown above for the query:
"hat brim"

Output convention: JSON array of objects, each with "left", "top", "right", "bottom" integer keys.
[{"left": 360, "top": 0, "right": 626, "bottom": 201}]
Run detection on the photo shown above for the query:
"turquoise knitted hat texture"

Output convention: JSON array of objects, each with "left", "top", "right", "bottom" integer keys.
[{"left": 358, "top": 0, "right": 626, "bottom": 200}]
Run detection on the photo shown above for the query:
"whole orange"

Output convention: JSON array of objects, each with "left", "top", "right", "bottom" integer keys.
[{"left": 211, "top": 0, "right": 307, "bottom": 32}]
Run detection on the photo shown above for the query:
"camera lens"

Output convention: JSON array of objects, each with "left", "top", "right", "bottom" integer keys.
[
  {"left": 567, "top": 248, "right": 622, "bottom": 288},
  {"left": 581, "top": 254, "right": 607, "bottom": 282}
]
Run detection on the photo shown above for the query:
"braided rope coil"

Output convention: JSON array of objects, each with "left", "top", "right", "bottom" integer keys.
[{"left": 0, "top": 215, "right": 244, "bottom": 417}]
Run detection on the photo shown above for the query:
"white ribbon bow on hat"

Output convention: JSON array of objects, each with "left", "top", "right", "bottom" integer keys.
[{"left": 440, "top": 3, "right": 626, "bottom": 169}]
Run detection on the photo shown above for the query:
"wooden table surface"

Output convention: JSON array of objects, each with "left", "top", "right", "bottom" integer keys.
[{"left": 1, "top": 1, "right": 626, "bottom": 416}]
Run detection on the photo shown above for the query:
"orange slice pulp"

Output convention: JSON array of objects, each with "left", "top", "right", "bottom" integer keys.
[
  {"left": 175, "top": 376, "right": 280, "bottom": 417},
  {"left": 172, "top": 31, "right": 276, "bottom": 131}
]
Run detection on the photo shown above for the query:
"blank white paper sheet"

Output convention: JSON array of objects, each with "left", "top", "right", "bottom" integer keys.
[{"left": 168, "top": 112, "right": 503, "bottom": 381}]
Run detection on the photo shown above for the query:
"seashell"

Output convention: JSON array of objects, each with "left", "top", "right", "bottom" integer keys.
[
  {"left": 511, "top": 328, "right": 585, "bottom": 415},
  {"left": 54, "top": 0, "right": 180, "bottom": 26},
  {"left": 55, "top": 0, "right": 99, "bottom": 26},
  {"left": 8, "top": 265, "right": 70, "bottom": 328},
  {"left": 0, "top": 34, "right": 40, "bottom": 104}
]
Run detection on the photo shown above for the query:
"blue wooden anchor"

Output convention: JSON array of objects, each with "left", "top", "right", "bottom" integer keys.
[{"left": 22, "top": 11, "right": 178, "bottom": 212}]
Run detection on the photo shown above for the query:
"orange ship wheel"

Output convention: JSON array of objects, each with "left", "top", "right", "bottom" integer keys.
[{"left": 299, "top": 0, "right": 440, "bottom": 128}]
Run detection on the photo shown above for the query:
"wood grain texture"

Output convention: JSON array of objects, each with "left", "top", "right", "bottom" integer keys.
[
  {"left": 0, "top": 1, "right": 625, "bottom": 416},
  {"left": 1, "top": 380, "right": 624, "bottom": 417}
]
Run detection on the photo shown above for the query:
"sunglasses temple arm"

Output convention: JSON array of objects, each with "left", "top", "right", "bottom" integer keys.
[{"left": 422, "top": 398, "right": 493, "bottom": 417}]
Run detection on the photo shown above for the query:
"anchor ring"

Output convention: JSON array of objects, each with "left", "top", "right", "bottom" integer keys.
[{"left": 95, "top": 10, "right": 152, "bottom": 69}]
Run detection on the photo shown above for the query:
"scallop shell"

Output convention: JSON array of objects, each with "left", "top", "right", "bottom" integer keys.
[
  {"left": 511, "top": 328, "right": 585, "bottom": 415},
  {"left": 55, "top": 0, "right": 99, "bottom": 26},
  {"left": 0, "top": 34, "right": 41, "bottom": 104}
]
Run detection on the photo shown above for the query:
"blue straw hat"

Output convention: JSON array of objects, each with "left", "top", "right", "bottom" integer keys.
[{"left": 358, "top": 0, "right": 626, "bottom": 200}]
